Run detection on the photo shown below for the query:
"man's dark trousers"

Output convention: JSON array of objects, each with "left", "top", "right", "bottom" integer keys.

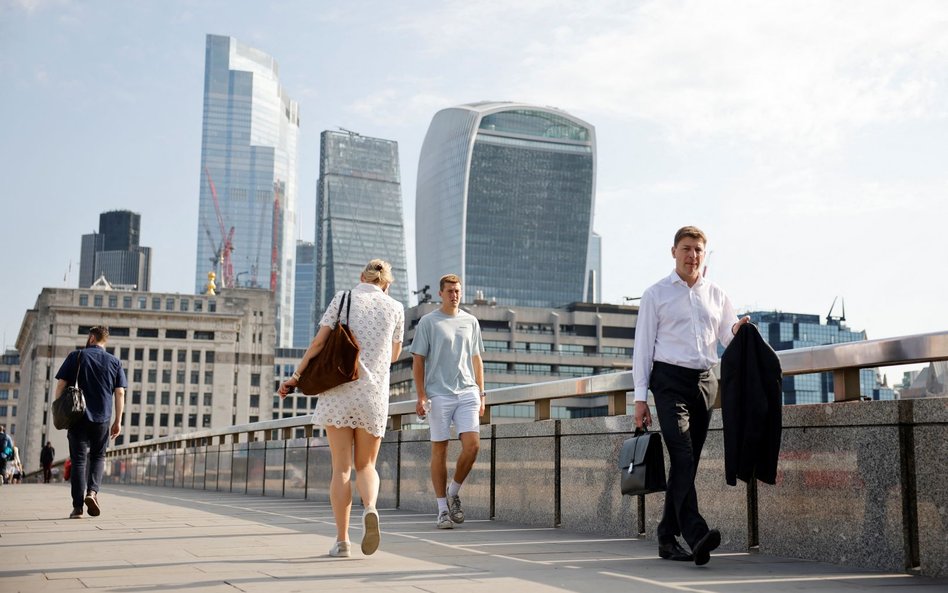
[
  {"left": 651, "top": 361, "right": 716, "bottom": 549},
  {"left": 68, "top": 418, "right": 110, "bottom": 509}
]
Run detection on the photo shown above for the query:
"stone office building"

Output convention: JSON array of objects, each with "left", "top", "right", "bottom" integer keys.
[
  {"left": 15, "top": 286, "right": 275, "bottom": 473},
  {"left": 390, "top": 300, "right": 637, "bottom": 423}
]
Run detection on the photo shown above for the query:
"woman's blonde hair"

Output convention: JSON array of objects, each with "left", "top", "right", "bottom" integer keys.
[{"left": 363, "top": 259, "right": 394, "bottom": 286}]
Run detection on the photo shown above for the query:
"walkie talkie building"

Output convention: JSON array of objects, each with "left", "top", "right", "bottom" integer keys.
[{"left": 415, "top": 102, "right": 596, "bottom": 307}]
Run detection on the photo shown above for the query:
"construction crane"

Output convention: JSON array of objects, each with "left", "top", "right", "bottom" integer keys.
[
  {"left": 204, "top": 167, "right": 235, "bottom": 289},
  {"left": 826, "top": 296, "right": 846, "bottom": 325}
]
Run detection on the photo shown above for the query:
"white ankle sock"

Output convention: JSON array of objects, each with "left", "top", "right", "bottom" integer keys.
[
  {"left": 437, "top": 497, "right": 448, "bottom": 513},
  {"left": 447, "top": 480, "right": 461, "bottom": 497}
]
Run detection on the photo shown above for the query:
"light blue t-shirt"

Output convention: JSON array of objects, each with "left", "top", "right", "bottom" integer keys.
[{"left": 409, "top": 308, "right": 483, "bottom": 397}]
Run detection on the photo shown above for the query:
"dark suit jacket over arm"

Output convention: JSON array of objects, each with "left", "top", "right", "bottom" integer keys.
[{"left": 721, "top": 323, "right": 783, "bottom": 486}]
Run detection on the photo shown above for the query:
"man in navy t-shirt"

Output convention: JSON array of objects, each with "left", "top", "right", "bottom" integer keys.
[{"left": 55, "top": 326, "right": 126, "bottom": 518}]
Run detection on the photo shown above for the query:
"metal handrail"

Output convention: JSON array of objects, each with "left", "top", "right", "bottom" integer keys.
[{"left": 107, "top": 330, "right": 948, "bottom": 452}]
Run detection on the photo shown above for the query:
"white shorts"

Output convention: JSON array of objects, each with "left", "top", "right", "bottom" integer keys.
[{"left": 428, "top": 389, "right": 481, "bottom": 442}]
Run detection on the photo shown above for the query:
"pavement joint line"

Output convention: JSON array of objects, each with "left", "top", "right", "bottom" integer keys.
[
  {"left": 675, "top": 574, "right": 916, "bottom": 586},
  {"left": 453, "top": 537, "right": 639, "bottom": 547},
  {"left": 600, "top": 570, "right": 716, "bottom": 593}
]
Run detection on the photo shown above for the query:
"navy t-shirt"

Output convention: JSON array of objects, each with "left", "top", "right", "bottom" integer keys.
[{"left": 56, "top": 346, "right": 128, "bottom": 423}]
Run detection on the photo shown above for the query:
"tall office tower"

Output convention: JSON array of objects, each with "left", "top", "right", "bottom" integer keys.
[
  {"left": 79, "top": 210, "right": 152, "bottom": 290},
  {"left": 193, "top": 34, "right": 300, "bottom": 346},
  {"left": 293, "top": 241, "right": 316, "bottom": 347},
  {"left": 586, "top": 231, "right": 602, "bottom": 303},
  {"left": 416, "top": 102, "right": 596, "bottom": 307},
  {"left": 315, "top": 130, "right": 409, "bottom": 311},
  {"left": 745, "top": 310, "right": 896, "bottom": 404}
]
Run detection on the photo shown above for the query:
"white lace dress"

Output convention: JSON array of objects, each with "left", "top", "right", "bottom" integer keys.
[{"left": 311, "top": 283, "right": 405, "bottom": 437}]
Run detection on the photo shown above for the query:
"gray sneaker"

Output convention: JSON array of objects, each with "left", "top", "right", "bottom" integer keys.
[
  {"left": 436, "top": 510, "right": 454, "bottom": 529},
  {"left": 448, "top": 494, "right": 464, "bottom": 524}
]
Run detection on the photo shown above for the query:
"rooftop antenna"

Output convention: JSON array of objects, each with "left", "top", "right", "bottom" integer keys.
[
  {"left": 337, "top": 127, "right": 360, "bottom": 136},
  {"left": 826, "top": 296, "right": 846, "bottom": 324},
  {"left": 413, "top": 285, "right": 432, "bottom": 304}
]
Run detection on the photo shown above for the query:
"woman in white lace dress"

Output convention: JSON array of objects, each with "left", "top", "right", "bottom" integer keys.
[{"left": 278, "top": 259, "right": 404, "bottom": 558}]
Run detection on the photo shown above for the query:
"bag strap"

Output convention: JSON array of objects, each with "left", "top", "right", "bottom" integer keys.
[
  {"left": 72, "top": 350, "right": 83, "bottom": 388},
  {"left": 344, "top": 290, "right": 352, "bottom": 325}
]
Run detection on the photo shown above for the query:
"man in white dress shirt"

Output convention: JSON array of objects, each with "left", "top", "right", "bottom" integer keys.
[{"left": 633, "top": 226, "right": 749, "bottom": 566}]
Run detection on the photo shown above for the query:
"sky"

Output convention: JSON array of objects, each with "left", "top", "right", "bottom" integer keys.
[{"left": 1, "top": 0, "right": 946, "bottom": 381}]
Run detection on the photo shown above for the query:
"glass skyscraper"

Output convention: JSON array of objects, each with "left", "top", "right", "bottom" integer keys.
[
  {"left": 79, "top": 210, "right": 151, "bottom": 290},
  {"left": 315, "top": 130, "right": 409, "bottom": 311},
  {"left": 745, "top": 310, "right": 896, "bottom": 404},
  {"left": 416, "top": 102, "right": 596, "bottom": 307},
  {"left": 293, "top": 241, "right": 316, "bottom": 348},
  {"left": 193, "top": 34, "right": 300, "bottom": 346}
]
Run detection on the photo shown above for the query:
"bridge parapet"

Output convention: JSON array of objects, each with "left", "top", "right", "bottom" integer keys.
[{"left": 97, "top": 331, "right": 947, "bottom": 577}]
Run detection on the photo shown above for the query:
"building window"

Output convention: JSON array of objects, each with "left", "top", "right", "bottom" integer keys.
[
  {"left": 177, "top": 350, "right": 186, "bottom": 363},
  {"left": 250, "top": 394, "right": 260, "bottom": 408},
  {"left": 108, "top": 295, "right": 118, "bottom": 308},
  {"left": 120, "top": 347, "right": 129, "bottom": 360},
  {"left": 203, "top": 394, "right": 212, "bottom": 406},
  {"left": 208, "top": 300, "right": 216, "bottom": 313},
  {"left": 163, "top": 349, "right": 173, "bottom": 362},
  {"left": 159, "top": 413, "right": 168, "bottom": 427},
  {"left": 204, "top": 371, "right": 213, "bottom": 384},
  {"left": 202, "top": 414, "right": 211, "bottom": 428},
  {"left": 175, "top": 392, "right": 184, "bottom": 406},
  {"left": 190, "top": 371, "right": 199, "bottom": 384},
  {"left": 250, "top": 373, "right": 260, "bottom": 387},
  {"left": 194, "top": 331, "right": 215, "bottom": 340},
  {"left": 165, "top": 298, "right": 175, "bottom": 311},
  {"left": 188, "top": 414, "right": 197, "bottom": 428},
  {"left": 174, "top": 413, "right": 183, "bottom": 427},
  {"left": 147, "top": 369, "right": 157, "bottom": 383},
  {"left": 189, "top": 393, "right": 198, "bottom": 406},
  {"left": 134, "top": 348, "right": 144, "bottom": 361},
  {"left": 152, "top": 297, "right": 161, "bottom": 310},
  {"left": 146, "top": 391, "right": 156, "bottom": 405},
  {"left": 191, "top": 351, "right": 201, "bottom": 364},
  {"left": 205, "top": 351, "right": 215, "bottom": 364},
  {"left": 133, "top": 369, "right": 142, "bottom": 382},
  {"left": 194, "top": 300, "right": 203, "bottom": 312},
  {"left": 79, "top": 294, "right": 89, "bottom": 306},
  {"left": 138, "top": 296, "right": 147, "bottom": 309},
  {"left": 138, "top": 328, "right": 159, "bottom": 338},
  {"left": 161, "top": 370, "right": 171, "bottom": 383},
  {"left": 93, "top": 295, "right": 103, "bottom": 307},
  {"left": 131, "top": 391, "right": 140, "bottom": 405},
  {"left": 176, "top": 370, "right": 185, "bottom": 384},
  {"left": 123, "top": 296, "right": 132, "bottom": 309},
  {"left": 166, "top": 329, "right": 186, "bottom": 340},
  {"left": 148, "top": 348, "right": 158, "bottom": 361},
  {"left": 180, "top": 299, "right": 189, "bottom": 312}
]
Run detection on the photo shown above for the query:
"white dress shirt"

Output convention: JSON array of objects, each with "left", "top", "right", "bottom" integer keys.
[{"left": 632, "top": 270, "right": 738, "bottom": 402}]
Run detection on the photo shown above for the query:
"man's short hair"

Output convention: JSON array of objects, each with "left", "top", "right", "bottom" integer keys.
[
  {"left": 439, "top": 274, "right": 462, "bottom": 291},
  {"left": 674, "top": 226, "right": 707, "bottom": 247}
]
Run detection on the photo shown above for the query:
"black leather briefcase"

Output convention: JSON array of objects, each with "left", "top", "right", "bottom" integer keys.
[{"left": 619, "top": 428, "right": 667, "bottom": 496}]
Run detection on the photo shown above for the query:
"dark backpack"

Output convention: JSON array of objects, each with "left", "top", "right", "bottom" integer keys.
[{"left": 1, "top": 434, "right": 13, "bottom": 461}]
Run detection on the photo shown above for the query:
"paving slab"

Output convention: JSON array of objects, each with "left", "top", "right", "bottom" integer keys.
[{"left": 0, "top": 483, "right": 945, "bottom": 593}]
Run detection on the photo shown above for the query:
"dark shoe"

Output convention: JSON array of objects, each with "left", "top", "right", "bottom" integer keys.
[
  {"left": 692, "top": 528, "right": 721, "bottom": 566},
  {"left": 69, "top": 507, "right": 83, "bottom": 519},
  {"left": 84, "top": 492, "right": 100, "bottom": 517},
  {"left": 658, "top": 539, "right": 694, "bottom": 561}
]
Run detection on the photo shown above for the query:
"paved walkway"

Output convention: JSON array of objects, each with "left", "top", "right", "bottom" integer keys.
[{"left": 1, "top": 483, "right": 945, "bottom": 593}]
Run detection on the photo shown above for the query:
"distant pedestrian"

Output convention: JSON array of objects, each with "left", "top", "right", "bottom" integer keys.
[
  {"left": 54, "top": 326, "right": 127, "bottom": 518},
  {"left": 10, "top": 446, "right": 23, "bottom": 484},
  {"left": 279, "top": 260, "right": 405, "bottom": 558},
  {"left": 0, "top": 424, "right": 14, "bottom": 485},
  {"left": 41, "top": 442, "right": 56, "bottom": 483},
  {"left": 633, "top": 226, "right": 749, "bottom": 565},
  {"left": 411, "top": 274, "right": 486, "bottom": 529}
]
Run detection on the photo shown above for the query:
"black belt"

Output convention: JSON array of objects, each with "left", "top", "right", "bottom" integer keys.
[{"left": 653, "top": 360, "right": 712, "bottom": 379}]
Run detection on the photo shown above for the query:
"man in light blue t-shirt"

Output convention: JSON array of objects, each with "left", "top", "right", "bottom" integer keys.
[{"left": 411, "top": 274, "right": 485, "bottom": 529}]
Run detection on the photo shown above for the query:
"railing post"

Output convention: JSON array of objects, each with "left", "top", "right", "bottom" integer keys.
[
  {"left": 607, "top": 390, "right": 627, "bottom": 416},
  {"left": 391, "top": 414, "right": 403, "bottom": 431},
  {"left": 535, "top": 399, "right": 551, "bottom": 421},
  {"left": 481, "top": 405, "right": 492, "bottom": 424},
  {"left": 833, "top": 368, "right": 862, "bottom": 401}
]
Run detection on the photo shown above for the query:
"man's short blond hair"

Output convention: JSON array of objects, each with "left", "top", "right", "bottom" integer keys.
[
  {"left": 439, "top": 274, "right": 462, "bottom": 291},
  {"left": 674, "top": 226, "right": 707, "bottom": 247}
]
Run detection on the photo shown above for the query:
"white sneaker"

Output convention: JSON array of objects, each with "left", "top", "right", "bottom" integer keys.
[
  {"left": 436, "top": 510, "right": 454, "bottom": 529},
  {"left": 448, "top": 494, "right": 464, "bottom": 523},
  {"left": 361, "top": 508, "right": 380, "bottom": 555},
  {"left": 329, "top": 541, "right": 351, "bottom": 557}
]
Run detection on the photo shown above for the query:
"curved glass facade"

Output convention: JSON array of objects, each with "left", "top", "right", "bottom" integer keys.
[
  {"left": 194, "top": 35, "right": 300, "bottom": 346},
  {"left": 416, "top": 103, "right": 596, "bottom": 307}
]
